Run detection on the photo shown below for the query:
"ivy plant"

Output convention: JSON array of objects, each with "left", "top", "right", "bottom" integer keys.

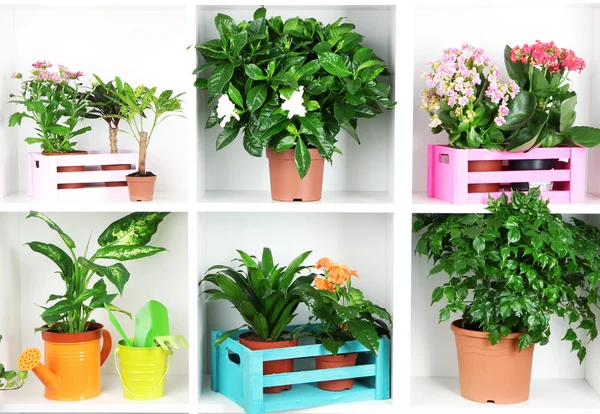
[
  {"left": 413, "top": 188, "right": 600, "bottom": 362},
  {"left": 0, "top": 335, "right": 27, "bottom": 391},
  {"left": 26, "top": 211, "right": 169, "bottom": 333},
  {"left": 194, "top": 7, "right": 395, "bottom": 178}
]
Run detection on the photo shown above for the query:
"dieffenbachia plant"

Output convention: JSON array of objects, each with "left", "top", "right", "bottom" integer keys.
[
  {"left": 194, "top": 7, "right": 396, "bottom": 178},
  {"left": 26, "top": 211, "right": 169, "bottom": 333}
]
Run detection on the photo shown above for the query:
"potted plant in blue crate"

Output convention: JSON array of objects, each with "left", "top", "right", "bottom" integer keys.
[
  {"left": 297, "top": 258, "right": 392, "bottom": 391},
  {"left": 200, "top": 248, "right": 312, "bottom": 394}
]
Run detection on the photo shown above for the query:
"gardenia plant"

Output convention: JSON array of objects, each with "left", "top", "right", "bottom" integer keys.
[
  {"left": 298, "top": 258, "right": 392, "bottom": 355},
  {"left": 9, "top": 60, "right": 91, "bottom": 153},
  {"left": 421, "top": 44, "right": 520, "bottom": 150},
  {"left": 27, "top": 211, "right": 169, "bottom": 333},
  {"left": 502, "top": 40, "right": 600, "bottom": 151},
  {"left": 194, "top": 7, "right": 395, "bottom": 178},
  {"left": 413, "top": 188, "right": 600, "bottom": 362}
]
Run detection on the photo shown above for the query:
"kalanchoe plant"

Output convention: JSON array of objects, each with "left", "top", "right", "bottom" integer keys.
[
  {"left": 8, "top": 60, "right": 91, "bottom": 153},
  {"left": 194, "top": 7, "right": 395, "bottom": 178},
  {"left": 297, "top": 258, "right": 392, "bottom": 355},
  {"left": 27, "top": 211, "right": 169, "bottom": 333},
  {"left": 85, "top": 80, "right": 124, "bottom": 153},
  {"left": 503, "top": 40, "right": 600, "bottom": 151},
  {"left": 200, "top": 248, "right": 313, "bottom": 346},
  {"left": 93, "top": 75, "right": 184, "bottom": 176},
  {"left": 413, "top": 188, "right": 600, "bottom": 362},
  {"left": 421, "top": 44, "right": 520, "bottom": 150},
  {"left": 0, "top": 335, "right": 28, "bottom": 391}
]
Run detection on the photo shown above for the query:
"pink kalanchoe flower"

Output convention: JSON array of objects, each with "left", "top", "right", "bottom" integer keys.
[
  {"left": 32, "top": 60, "right": 52, "bottom": 69},
  {"left": 494, "top": 116, "right": 506, "bottom": 126},
  {"left": 64, "top": 70, "right": 84, "bottom": 80}
]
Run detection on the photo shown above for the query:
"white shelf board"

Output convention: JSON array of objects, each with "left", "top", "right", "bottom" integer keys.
[
  {"left": 199, "top": 376, "right": 396, "bottom": 414},
  {"left": 411, "top": 376, "right": 600, "bottom": 414},
  {"left": 0, "top": 374, "right": 189, "bottom": 413},
  {"left": 412, "top": 191, "right": 600, "bottom": 214},
  {"left": 197, "top": 190, "right": 394, "bottom": 213},
  {"left": 0, "top": 191, "right": 190, "bottom": 212}
]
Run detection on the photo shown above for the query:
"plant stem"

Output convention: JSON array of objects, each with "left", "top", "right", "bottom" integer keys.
[
  {"left": 138, "top": 132, "right": 148, "bottom": 174},
  {"left": 109, "top": 128, "right": 118, "bottom": 154}
]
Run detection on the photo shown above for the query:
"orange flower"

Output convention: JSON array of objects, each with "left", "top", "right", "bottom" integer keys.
[
  {"left": 315, "top": 258, "right": 333, "bottom": 270},
  {"left": 314, "top": 277, "right": 336, "bottom": 292},
  {"left": 328, "top": 264, "right": 353, "bottom": 285},
  {"left": 339, "top": 324, "right": 349, "bottom": 331},
  {"left": 350, "top": 269, "right": 359, "bottom": 279}
]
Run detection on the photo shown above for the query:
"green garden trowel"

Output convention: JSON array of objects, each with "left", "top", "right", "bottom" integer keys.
[{"left": 134, "top": 300, "right": 170, "bottom": 348}]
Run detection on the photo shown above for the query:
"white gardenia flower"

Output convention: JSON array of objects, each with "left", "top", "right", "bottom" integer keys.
[
  {"left": 217, "top": 94, "right": 240, "bottom": 127},
  {"left": 281, "top": 86, "right": 306, "bottom": 119}
]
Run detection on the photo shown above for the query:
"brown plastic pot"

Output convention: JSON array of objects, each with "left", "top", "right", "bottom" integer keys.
[
  {"left": 315, "top": 352, "right": 358, "bottom": 391},
  {"left": 101, "top": 164, "right": 131, "bottom": 187},
  {"left": 468, "top": 160, "right": 502, "bottom": 194},
  {"left": 238, "top": 332, "right": 298, "bottom": 394},
  {"left": 266, "top": 147, "right": 324, "bottom": 202},
  {"left": 42, "top": 151, "right": 88, "bottom": 189},
  {"left": 126, "top": 175, "right": 156, "bottom": 202},
  {"left": 451, "top": 320, "right": 534, "bottom": 404}
]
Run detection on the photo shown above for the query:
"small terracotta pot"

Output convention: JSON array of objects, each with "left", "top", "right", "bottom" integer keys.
[
  {"left": 238, "top": 332, "right": 298, "bottom": 394},
  {"left": 451, "top": 320, "right": 534, "bottom": 404},
  {"left": 468, "top": 160, "right": 502, "bottom": 194},
  {"left": 266, "top": 147, "right": 324, "bottom": 202},
  {"left": 126, "top": 175, "right": 157, "bottom": 202},
  {"left": 315, "top": 353, "right": 358, "bottom": 391},
  {"left": 101, "top": 164, "right": 131, "bottom": 187},
  {"left": 42, "top": 151, "right": 88, "bottom": 189}
]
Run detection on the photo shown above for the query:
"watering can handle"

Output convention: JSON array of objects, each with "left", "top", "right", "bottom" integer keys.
[
  {"left": 100, "top": 329, "right": 112, "bottom": 366},
  {"left": 114, "top": 348, "right": 173, "bottom": 398}
]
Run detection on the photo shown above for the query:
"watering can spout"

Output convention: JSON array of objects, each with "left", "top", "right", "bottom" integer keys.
[{"left": 18, "top": 348, "right": 61, "bottom": 393}]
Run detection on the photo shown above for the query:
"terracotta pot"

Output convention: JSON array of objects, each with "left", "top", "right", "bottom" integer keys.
[
  {"left": 238, "top": 332, "right": 298, "bottom": 394},
  {"left": 126, "top": 175, "right": 156, "bottom": 202},
  {"left": 468, "top": 160, "right": 502, "bottom": 194},
  {"left": 451, "top": 320, "right": 534, "bottom": 404},
  {"left": 101, "top": 164, "right": 131, "bottom": 187},
  {"left": 266, "top": 147, "right": 324, "bottom": 202},
  {"left": 315, "top": 353, "right": 358, "bottom": 391},
  {"left": 42, "top": 151, "right": 88, "bottom": 189}
]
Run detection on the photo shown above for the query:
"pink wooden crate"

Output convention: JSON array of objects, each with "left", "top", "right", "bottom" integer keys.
[
  {"left": 427, "top": 145, "right": 586, "bottom": 204},
  {"left": 27, "top": 151, "right": 141, "bottom": 201}
]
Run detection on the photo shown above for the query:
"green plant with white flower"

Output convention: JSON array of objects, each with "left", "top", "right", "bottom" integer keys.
[{"left": 194, "top": 7, "right": 396, "bottom": 177}]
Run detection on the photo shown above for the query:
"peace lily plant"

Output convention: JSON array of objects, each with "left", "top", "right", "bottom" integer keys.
[{"left": 194, "top": 7, "right": 395, "bottom": 201}]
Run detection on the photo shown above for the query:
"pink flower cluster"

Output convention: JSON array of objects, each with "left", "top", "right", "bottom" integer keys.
[
  {"left": 24, "top": 60, "right": 84, "bottom": 84},
  {"left": 421, "top": 44, "right": 519, "bottom": 128},
  {"left": 510, "top": 40, "right": 586, "bottom": 73}
]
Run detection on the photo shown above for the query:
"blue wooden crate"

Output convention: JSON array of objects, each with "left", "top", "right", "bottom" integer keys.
[{"left": 210, "top": 325, "right": 391, "bottom": 414}]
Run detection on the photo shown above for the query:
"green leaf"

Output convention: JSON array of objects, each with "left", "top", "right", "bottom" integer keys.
[
  {"left": 560, "top": 96, "right": 577, "bottom": 132},
  {"left": 230, "top": 31, "right": 248, "bottom": 58},
  {"left": 246, "top": 84, "right": 267, "bottom": 113},
  {"left": 94, "top": 245, "right": 166, "bottom": 261},
  {"left": 271, "top": 72, "right": 298, "bottom": 90},
  {"left": 504, "top": 45, "right": 528, "bottom": 88},
  {"left": 244, "top": 64, "right": 266, "bottom": 80},
  {"left": 506, "top": 110, "right": 549, "bottom": 152},
  {"left": 298, "top": 113, "right": 326, "bottom": 138},
  {"left": 79, "top": 257, "right": 130, "bottom": 295},
  {"left": 294, "top": 138, "right": 311, "bottom": 179},
  {"left": 208, "top": 64, "right": 235, "bottom": 96},
  {"left": 98, "top": 212, "right": 169, "bottom": 247},
  {"left": 283, "top": 17, "right": 305, "bottom": 38},
  {"left": 214, "top": 13, "right": 237, "bottom": 42},
  {"left": 253, "top": 7, "right": 266, "bottom": 20},
  {"left": 41, "top": 299, "right": 77, "bottom": 319},
  {"left": 347, "top": 319, "right": 380, "bottom": 355},
  {"left": 216, "top": 125, "right": 241, "bottom": 150},
  {"left": 8, "top": 112, "right": 25, "bottom": 127},
  {"left": 488, "top": 330, "right": 501, "bottom": 345},
  {"left": 26, "top": 242, "right": 74, "bottom": 281},
  {"left": 473, "top": 237, "right": 485, "bottom": 254},
  {"left": 247, "top": 17, "right": 266, "bottom": 39},
  {"left": 275, "top": 135, "right": 296, "bottom": 152},
  {"left": 498, "top": 91, "right": 536, "bottom": 131},
  {"left": 227, "top": 83, "right": 244, "bottom": 108},
  {"left": 341, "top": 122, "right": 360, "bottom": 144},
  {"left": 317, "top": 52, "right": 351, "bottom": 78},
  {"left": 214, "top": 326, "right": 244, "bottom": 347},
  {"left": 569, "top": 126, "right": 600, "bottom": 148},
  {"left": 296, "top": 60, "right": 321, "bottom": 80},
  {"left": 334, "top": 100, "right": 355, "bottom": 126},
  {"left": 27, "top": 211, "right": 75, "bottom": 249}
]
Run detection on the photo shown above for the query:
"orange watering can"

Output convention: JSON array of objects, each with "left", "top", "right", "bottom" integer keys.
[{"left": 18, "top": 323, "right": 112, "bottom": 401}]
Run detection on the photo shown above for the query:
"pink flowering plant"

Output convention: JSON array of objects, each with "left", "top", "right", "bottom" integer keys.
[
  {"left": 8, "top": 60, "right": 91, "bottom": 153},
  {"left": 421, "top": 44, "right": 521, "bottom": 150},
  {"left": 503, "top": 41, "right": 600, "bottom": 151}
]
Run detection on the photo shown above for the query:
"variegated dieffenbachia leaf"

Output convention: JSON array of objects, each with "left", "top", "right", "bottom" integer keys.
[
  {"left": 97, "top": 212, "right": 170, "bottom": 247},
  {"left": 27, "top": 211, "right": 76, "bottom": 249},
  {"left": 26, "top": 242, "right": 74, "bottom": 281},
  {"left": 78, "top": 257, "right": 130, "bottom": 295},
  {"left": 93, "top": 245, "right": 166, "bottom": 261}
]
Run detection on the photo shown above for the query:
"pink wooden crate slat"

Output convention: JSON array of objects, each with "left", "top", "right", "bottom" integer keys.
[
  {"left": 56, "top": 170, "right": 138, "bottom": 184},
  {"left": 427, "top": 145, "right": 586, "bottom": 205},
  {"left": 30, "top": 151, "right": 137, "bottom": 167},
  {"left": 468, "top": 169, "right": 570, "bottom": 184}
]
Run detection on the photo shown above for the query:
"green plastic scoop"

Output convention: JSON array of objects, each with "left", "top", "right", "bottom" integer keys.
[{"left": 134, "top": 300, "right": 170, "bottom": 348}]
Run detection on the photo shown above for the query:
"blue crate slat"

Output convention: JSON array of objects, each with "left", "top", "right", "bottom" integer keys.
[
  {"left": 263, "top": 364, "right": 376, "bottom": 387},
  {"left": 211, "top": 325, "right": 391, "bottom": 414}
]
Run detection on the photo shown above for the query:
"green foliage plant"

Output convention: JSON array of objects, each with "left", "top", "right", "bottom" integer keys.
[
  {"left": 85, "top": 80, "right": 124, "bottom": 153},
  {"left": 26, "top": 211, "right": 169, "bottom": 333},
  {"left": 194, "top": 7, "right": 395, "bottom": 178},
  {"left": 413, "top": 188, "right": 600, "bottom": 362},
  {"left": 0, "top": 335, "right": 27, "bottom": 391}
]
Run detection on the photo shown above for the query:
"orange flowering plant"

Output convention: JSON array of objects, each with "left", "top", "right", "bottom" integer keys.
[{"left": 298, "top": 258, "right": 392, "bottom": 355}]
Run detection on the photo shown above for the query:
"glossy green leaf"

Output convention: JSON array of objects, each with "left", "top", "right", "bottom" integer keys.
[
  {"left": 317, "top": 52, "right": 351, "bottom": 78},
  {"left": 208, "top": 64, "right": 235, "bottom": 96},
  {"left": 94, "top": 245, "right": 166, "bottom": 261},
  {"left": 26, "top": 242, "right": 74, "bottom": 280},
  {"left": 246, "top": 84, "right": 267, "bottom": 113},
  {"left": 27, "top": 211, "right": 75, "bottom": 249},
  {"left": 98, "top": 212, "right": 169, "bottom": 247},
  {"left": 79, "top": 257, "right": 130, "bottom": 295},
  {"left": 227, "top": 83, "right": 244, "bottom": 108},
  {"left": 294, "top": 138, "right": 311, "bottom": 179}
]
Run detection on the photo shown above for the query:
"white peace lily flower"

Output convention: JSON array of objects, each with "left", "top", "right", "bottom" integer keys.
[
  {"left": 281, "top": 86, "right": 306, "bottom": 119},
  {"left": 217, "top": 94, "right": 240, "bottom": 127}
]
